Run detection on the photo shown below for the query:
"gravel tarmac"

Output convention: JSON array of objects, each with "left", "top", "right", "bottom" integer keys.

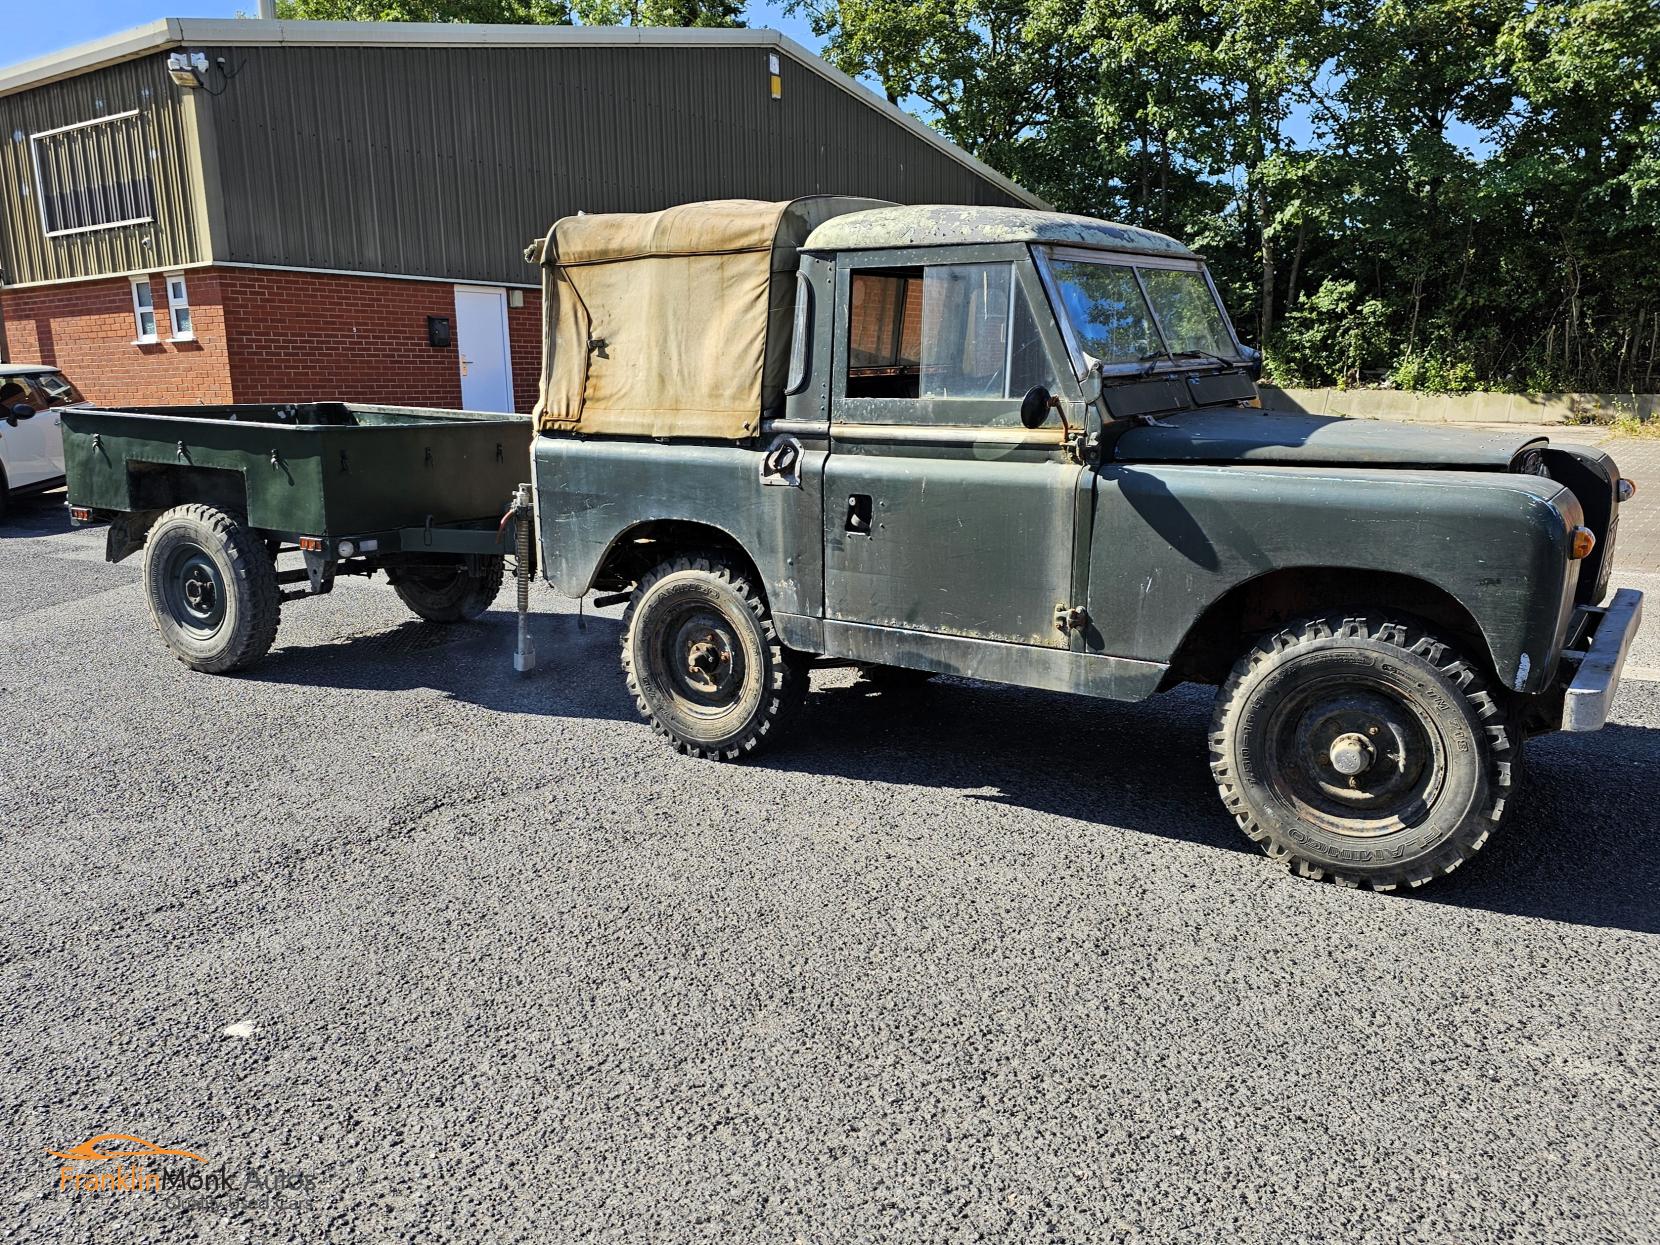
[{"left": 2, "top": 489, "right": 1658, "bottom": 1244}]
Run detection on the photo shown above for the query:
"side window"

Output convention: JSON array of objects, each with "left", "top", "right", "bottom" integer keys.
[{"left": 845, "top": 263, "right": 1056, "bottom": 412}]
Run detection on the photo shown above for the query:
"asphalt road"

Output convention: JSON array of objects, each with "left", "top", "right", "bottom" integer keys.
[{"left": 3, "top": 466, "right": 1659, "bottom": 1244}]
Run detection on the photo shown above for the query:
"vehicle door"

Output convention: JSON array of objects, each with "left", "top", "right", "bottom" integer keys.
[
  {"left": 0, "top": 377, "right": 55, "bottom": 487},
  {"left": 31, "top": 371, "right": 80, "bottom": 477},
  {"left": 822, "top": 246, "right": 1082, "bottom": 648}
]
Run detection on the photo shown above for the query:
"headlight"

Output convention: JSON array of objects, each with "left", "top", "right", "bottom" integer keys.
[{"left": 1618, "top": 477, "right": 1637, "bottom": 502}]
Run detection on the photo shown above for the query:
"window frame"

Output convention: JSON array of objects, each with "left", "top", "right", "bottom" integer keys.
[
  {"left": 131, "top": 277, "right": 158, "bottom": 344},
  {"left": 831, "top": 243, "right": 1073, "bottom": 430},
  {"left": 164, "top": 272, "right": 194, "bottom": 340},
  {"left": 29, "top": 110, "right": 155, "bottom": 239}
]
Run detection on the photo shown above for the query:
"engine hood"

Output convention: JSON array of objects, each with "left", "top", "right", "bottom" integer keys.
[{"left": 1111, "top": 409, "right": 1545, "bottom": 469}]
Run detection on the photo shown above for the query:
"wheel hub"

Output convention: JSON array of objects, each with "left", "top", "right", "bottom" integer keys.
[
  {"left": 672, "top": 617, "right": 739, "bottom": 699},
  {"left": 1328, "top": 732, "right": 1375, "bottom": 776},
  {"left": 165, "top": 547, "right": 227, "bottom": 636},
  {"left": 1265, "top": 682, "right": 1445, "bottom": 838}
]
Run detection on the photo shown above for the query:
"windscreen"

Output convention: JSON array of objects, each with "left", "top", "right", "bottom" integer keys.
[{"left": 1049, "top": 257, "right": 1241, "bottom": 366}]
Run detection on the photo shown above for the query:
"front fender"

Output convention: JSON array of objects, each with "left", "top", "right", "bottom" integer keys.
[{"left": 1087, "top": 464, "right": 1582, "bottom": 694}]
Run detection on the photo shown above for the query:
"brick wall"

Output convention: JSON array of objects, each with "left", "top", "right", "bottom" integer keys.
[
  {"left": 0, "top": 272, "right": 234, "bottom": 406},
  {"left": 0, "top": 267, "right": 544, "bottom": 413}
]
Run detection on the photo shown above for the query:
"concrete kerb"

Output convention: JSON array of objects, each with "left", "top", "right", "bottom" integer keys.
[{"left": 1261, "top": 387, "right": 1659, "bottom": 427}]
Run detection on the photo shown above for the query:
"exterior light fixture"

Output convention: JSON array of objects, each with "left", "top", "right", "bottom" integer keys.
[{"left": 167, "top": 52, "right": 208, "bottom": 88}]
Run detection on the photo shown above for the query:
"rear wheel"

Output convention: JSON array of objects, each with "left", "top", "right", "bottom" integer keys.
[
  {"left": 143, "top": 504, "right": 280, "bottom": 673},
  {"left": 621, "top": 553, "right": 806, "bottom": 760},
  {"left": 1209, "top": 611, "right": 1517, "bottom": 890},
  {"left": 388, "top": 555, "right": 505, "bottom": 622}
]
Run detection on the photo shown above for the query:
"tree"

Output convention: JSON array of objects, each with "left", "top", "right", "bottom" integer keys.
[{"left": 273, "top": 0, "right": 744, "bottom": 26}]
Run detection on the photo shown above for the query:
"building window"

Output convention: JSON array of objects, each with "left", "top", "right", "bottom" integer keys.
[
  {"left": 30, "top": 111, "right": 154, "bottom": 238},
  {"left": 132, "top": 278, "right": 158, "bottom": 343},
  {"left": 165, "top": 274, "right": 193, "bottom": 339}
]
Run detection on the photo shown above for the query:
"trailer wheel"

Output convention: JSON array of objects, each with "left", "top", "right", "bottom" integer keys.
[
  {"left": 621, "top": 553, "right": 806, "bottom": 760},
  {"left": 388, "top": 555, "right": 505, "bottom": 623},
  {"left": 1208, "top": 611, "right": 1518, "bottom": 890},
  {"left": 143, "top": 504, "right": 280, "bottom": 673}
]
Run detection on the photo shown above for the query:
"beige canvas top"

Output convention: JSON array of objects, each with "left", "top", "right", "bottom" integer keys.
[{"left": 531, "top": 197, "right": 889, "bottom": 440}]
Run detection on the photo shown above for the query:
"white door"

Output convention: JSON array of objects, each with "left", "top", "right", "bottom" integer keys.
[
  {"left": 1, "top": 386, "right": 56, "bottom": 487},
  {"left": 454, "top": 286, "right": 515, "bottom": 413}
]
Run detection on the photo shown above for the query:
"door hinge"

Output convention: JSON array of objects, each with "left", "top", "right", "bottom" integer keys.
[{"left": 1054, "top": 603, "right": 1088, "bottom": 634}]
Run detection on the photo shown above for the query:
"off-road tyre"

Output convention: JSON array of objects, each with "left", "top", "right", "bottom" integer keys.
[
  {"left": 621, "top": 553, "right": 806, "bottom": 760},
  {"left": 388, "top": 555, "right": 505, "bottom": 623},
  {"left": 857, "top": 664, "right": 938, "bottom": 688},
  {"left": 1209, "top": 611, "right": 1518, "bottom": 890},
  {"left": 143, "top": 504, "right": 281, "bottom": 674}
]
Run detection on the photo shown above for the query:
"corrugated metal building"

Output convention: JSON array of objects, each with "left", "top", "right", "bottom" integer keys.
[{"left": 0, "top": 19, "right": 1038, "bottom": 412}]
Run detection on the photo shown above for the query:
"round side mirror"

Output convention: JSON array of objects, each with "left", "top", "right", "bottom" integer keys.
[
  {"left": 1019, "top": 385, "right": 1052, "bottom": 430},
  {"left": 9, "top": 403, "right": 37, "bottom": 421}
]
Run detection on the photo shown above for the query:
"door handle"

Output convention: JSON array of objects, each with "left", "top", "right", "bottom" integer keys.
[{"left": 845, "top": 493, "right": 872, "bottom": 535}]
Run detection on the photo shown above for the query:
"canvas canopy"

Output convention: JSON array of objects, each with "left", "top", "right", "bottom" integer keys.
[{"left": 531, "top": 197, "right": 888, "bottom": 440}]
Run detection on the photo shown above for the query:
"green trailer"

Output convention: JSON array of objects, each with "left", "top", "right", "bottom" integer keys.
[{"left": 61, "top": 402, "right": 531, "bottom": 672}]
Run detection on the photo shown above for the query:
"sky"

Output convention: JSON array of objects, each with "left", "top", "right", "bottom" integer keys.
[{"left": 7, "top": 1, "right": 828, "bottom": 66}]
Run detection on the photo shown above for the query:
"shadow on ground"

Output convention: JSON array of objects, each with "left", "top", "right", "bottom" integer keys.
[
  {"left": 248, "top": 608, "right": 1660, "bottom": 937},
  {"left": 0, "top": 488, "right": 70, "bottom": 537}
]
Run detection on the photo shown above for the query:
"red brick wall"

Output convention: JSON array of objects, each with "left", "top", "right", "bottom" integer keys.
[
  {"left": 0, "top": 272, "right": 234, "bottom": 406},
  {"left": 217, "top": 270, "right": 465, "bottom": 408},
  {"left": 508, "top": 294, "right": 542, "bottom": 414},
  {"left": 0, "top": 268, "right": 544, "bottom": 413}
]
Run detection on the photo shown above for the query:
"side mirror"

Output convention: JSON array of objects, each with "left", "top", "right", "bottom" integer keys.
[
  {"left": 1019, "top": 385, "right": 1052, "bottom": 430},
  {"left": 9, "top": 403, "right": 36, "bottom": 420}
]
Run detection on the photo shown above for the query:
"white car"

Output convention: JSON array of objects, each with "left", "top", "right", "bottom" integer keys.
[{"left": 0, "top": 364, "right": 82, "bottom": 519}]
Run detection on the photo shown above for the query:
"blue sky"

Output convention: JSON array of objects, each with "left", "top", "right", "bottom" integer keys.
[{"left": 8, "top": 2, "right": 827, "bottom": 65}]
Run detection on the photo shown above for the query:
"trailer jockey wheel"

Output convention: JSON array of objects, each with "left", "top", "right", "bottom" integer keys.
[
  {"left": 388, "top": 555, "right": 505, "bottom": 623},
  {"left": 621, "top": 552, "right": 806, "bottom": 761},
  {"left": 143, "top": 504, "right": 281, "bottom": 674}
]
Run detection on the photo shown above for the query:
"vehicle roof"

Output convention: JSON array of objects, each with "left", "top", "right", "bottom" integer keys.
[
  {"left": 0, "top": 363, "right": 61, "bottom": 376},
  {"left": 802, "top": 205, "right": 1197, "bottom": 259}
]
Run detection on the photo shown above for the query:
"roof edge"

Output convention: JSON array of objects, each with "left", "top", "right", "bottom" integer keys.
[{"left": 0, "top": 19, "right": 1045, "bottom": 210}]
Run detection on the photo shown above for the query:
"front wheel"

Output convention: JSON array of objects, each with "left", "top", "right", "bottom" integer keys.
[
  {"left": 1209, "top": 612, "right": 1517, "bottom": 890},
  {"left": 621, "top": 553, "right": 806, "bottom": 760},
  {"left": 143, "top": 504, "right": 281, "bottom": 673},
  {"left": 388, "top": 556, "right": 505, "bottom": 622}
]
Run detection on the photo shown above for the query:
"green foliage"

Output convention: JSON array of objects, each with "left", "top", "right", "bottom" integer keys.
[
  {"left": 273, "top": 0, "right": 742, "bottom": 25},
  {"left": 1264, "top": 280, "right": 1390, "bottom": 388}
]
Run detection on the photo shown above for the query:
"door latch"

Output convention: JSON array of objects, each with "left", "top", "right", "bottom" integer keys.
[{"left": 1054, "top": 603, "right": 1088, "bottom": 634}]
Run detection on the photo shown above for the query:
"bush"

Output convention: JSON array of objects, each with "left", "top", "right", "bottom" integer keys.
[
  {"left": 1388, "top": 351, "right": 1481, "bottom": 394},
  {"left": 1263, "top": 279, "right": 1392, "bottom": 389}
]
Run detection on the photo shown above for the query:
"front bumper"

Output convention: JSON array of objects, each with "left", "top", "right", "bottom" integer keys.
[{"left": 1562, "top": 588, "right": 1645, "bottom": 732}]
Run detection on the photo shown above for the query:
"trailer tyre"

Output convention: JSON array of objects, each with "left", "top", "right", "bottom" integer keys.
[
  {"left": 388, "top": 555, "right": 505, "bottom": 623},
  {"left": 621, "top": 553, "right": 806, "bottom": 760},
  {"left": 143, "top": 504, "right": 280, "bottom": 674},
  {"left": 1209, "top": 611, "right": 1518, "bottom": 891}
]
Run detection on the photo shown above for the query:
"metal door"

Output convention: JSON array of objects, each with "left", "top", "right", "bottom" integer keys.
[
  {"left": 822, "top": 251, "right": 1081, "bottom": 648},
  {"left": 454, "top": 287, "right": 515, "bottom": 413}
]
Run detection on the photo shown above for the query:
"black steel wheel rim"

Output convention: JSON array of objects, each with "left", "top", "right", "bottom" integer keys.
[
  {"left": 164, "top": 544, "right": 228, "bottom": 638},
  {"left": 655, "top": 604, "right": 747, "bottom": 716},
  {"left": 1261, "top": 675, "right": 1446, "bottom": 837}
]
